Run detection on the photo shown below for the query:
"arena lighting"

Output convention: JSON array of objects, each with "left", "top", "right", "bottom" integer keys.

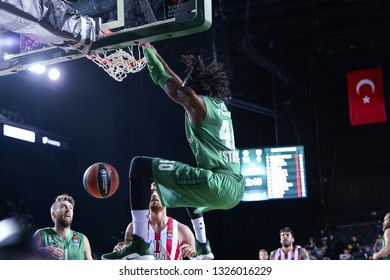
[
  {"left": 0, "top": 32, "right": 20, "bottom": 57},
  {"left": 3, "top": 124, "right": 35, "bottom": 143},
  {"left": 28, "top": 64, "right": 46, "bottom": 74},
  {"left": 42, "top": 136, "right": 61, "bottom": 147},
  {"left": 3, "top": 53, "right": 13, "bottom": 60},
  {"left": 1, "top": 119, "right": 68, "bottom": 149},
  {"left": 0, "top": 218, "right": 21, "bottom": 247},
  {"left": 48, "top": 68, "right": 60, "bottom": 80}
]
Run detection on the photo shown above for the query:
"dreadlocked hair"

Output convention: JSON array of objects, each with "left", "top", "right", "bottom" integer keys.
[{"left": 180, "top": 54, "right": 230, "bottom": 99}]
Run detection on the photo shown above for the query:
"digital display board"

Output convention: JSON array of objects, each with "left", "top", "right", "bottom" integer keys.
[{"left": 240, "top": 146, "right": 307, "bottom": 201}]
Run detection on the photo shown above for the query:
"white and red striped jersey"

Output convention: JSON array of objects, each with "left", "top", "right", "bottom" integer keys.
[
  {"left": 274, "top": 245, "right": 302, "bottom": 260},
  {"left": 148, "top": 217, "right": 181, "bottom": 260}
]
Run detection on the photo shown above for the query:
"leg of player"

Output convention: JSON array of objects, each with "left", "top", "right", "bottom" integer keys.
[
  {"left": 101, "top": 156, "right": 154, "bottom": 260},
  {"left": 186, "top": 208, "right": 214, "bottom": 260}
]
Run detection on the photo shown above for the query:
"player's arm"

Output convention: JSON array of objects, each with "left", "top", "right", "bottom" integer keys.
[
  {"left": 124, "top": 223, "right": 134, "bottom": 243},
  {"left": 83, "top": 234, "right": 93, "bottom": 260},
  {"left": 113, "top": 223, "right": 134, "bottom": 252},
  {"left": 32, "top": 230, "right": 48, "bottom": 257},
  {"left": 373, "top": 229, "right": 390, "bottom": 260},
  {"left": 32, "top": 230, "right": 42, "bottom": 249},
  {"left": 178, "top": 223, "right": 196, "bottom": 258},
  {"left": 143, "top": 44, "right": 206, "bottom": 123},
  {"left": 299, "top": 247, "right": 311, "bottom": 260},
  {"left": 32, "top": 230, "right": 64, "bottom": 259},
  {"left": 148, "top": 44, "right": 183, "bottom": 84},
  {"left": 269, "top": 250, "right": 276, "bottom": 260}
]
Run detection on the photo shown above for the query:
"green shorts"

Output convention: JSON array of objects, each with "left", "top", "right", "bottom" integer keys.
[{"left": 151, "top": 157, "right": 244, "bottom": 214}]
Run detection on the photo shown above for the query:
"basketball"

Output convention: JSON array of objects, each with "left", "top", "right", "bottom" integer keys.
[{"left": 82, "top": 162, "right": 119, "bottom": 199}]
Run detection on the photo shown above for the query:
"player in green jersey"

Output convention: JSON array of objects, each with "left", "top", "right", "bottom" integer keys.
[
  {"left": 33, "top": 194, "right": 93, "bottom": 260},
  {"left": 102, "top": 44, "right": 244, "bottom": 260},
  {"left": 373, "top": 212, "right": 390, "bottom": 260}
]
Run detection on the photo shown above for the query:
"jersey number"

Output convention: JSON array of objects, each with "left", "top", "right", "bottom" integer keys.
[
  {"left": 219, "top": 120, "right": 235, "bottom": 149},
  {"left": 158, "top": 160, "right": 175, "bottom": 171}
]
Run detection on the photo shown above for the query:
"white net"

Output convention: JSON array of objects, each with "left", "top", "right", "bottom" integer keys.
[{"left": 87, "top": 45, "right": 146, "bottom": 82}]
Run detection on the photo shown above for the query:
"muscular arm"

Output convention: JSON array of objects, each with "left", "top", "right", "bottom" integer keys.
[
  {"left": 83, "top": 235, "right": 93, "bottom": 260},
  {"left": 124, "top": 223, "right": 134, "bottom": 243},
  {"left": 143, "top": 44, "right": 206, "bottom": 123},
  {"left": 150, "top": 45, "right": 183, "bottom": 84},
  {"left": 269, "top": 250, "right": 276, "bottom": 260},
  {"left": 299, "top": 247, "right": 311, "bottom": 260},
  {"left": 373, "top": 229, "right": 390, "bottom": 260},
  {"left": 113, "top": 223, "right": 133, "bottom": 252},
  {"left": 178, "top": 223, "right": 195, "bottom": 258},
  {"left": 32, "top": 230, "right": 42, "bottom": 249}
]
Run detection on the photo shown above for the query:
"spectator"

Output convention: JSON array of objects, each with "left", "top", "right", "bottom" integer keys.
[
  {"left": 350, "top": 235, "right": 360, "bottom": 253},
  {"left": 326, "top": 234, "right": 337, "bottom": 260},
  {"left": 372, "top": 233, "right": 383, "bottom": 253}
]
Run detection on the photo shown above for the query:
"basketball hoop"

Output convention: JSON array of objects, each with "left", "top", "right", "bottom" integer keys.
[{"left": 86, "top": 45, "right": 146, "bottom": 82}]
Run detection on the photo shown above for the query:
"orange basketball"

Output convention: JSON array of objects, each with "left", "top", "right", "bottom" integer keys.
[{"left": 82, "top": 162, "right": 119, "bottom": 199}]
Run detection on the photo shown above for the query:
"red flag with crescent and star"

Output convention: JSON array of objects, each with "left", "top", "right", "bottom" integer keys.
[{"left": 347, "top": 68, "right": 387, "bottom": 126}]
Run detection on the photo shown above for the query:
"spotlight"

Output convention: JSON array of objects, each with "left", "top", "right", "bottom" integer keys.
[
  {"left": 3, "top": 124, "right": 35, "bottom": 143},
  {"left": 28, "top": 64, "right": 46, "bottom": 74},
  {"left": 42, "top": 136, "right": 61, "bottom": 147},
  {"left": 48, "top": 68, "right": 60, "bottom": 80}
]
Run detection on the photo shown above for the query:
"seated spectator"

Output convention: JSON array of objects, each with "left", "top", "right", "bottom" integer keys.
[
  {"left": 345, "top": 243, "right": 353, "bottom": 254},
  {"left": 320, "top": 237, "right": 329, "bottom": 259},
  {"left": 339, "top": 249, "right": 352, "bottom": 260},
  {"left": 307, "top": 236, "right": 325, "bottom": 259},
  {"left": 350, "top": 235, "right": 360, "bottom": 253},
  {"left": 326, "top": 234, "right": 337, "bottom": 260},
  {"left": 305, "top": 237, "right": 318, "bottom": 252},
  {"left": 372, "top": 233, "right": 383, "bottom": 253}
]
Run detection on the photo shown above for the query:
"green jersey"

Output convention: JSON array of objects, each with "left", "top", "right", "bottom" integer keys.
[
  {"left": 185, "top": 96, "right": 240, "bottom": 174},
  {"left": 152, "top": 96, "right": 244, "bottom": 213},
  {"left": 37, "top": 227, "right": 85, "bottom": 260}
]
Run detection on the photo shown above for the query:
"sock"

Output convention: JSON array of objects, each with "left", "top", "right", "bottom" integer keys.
[
  {"left": 191, "top": 217, "right": 207, "bottom": 243},
  {"left": 131, "top": 210, "right": 149, "bottom": 242}
]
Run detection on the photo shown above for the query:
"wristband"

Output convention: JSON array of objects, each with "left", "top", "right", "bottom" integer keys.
[{"left": 143, "top": 48, "right": 172, "bottom": 88}]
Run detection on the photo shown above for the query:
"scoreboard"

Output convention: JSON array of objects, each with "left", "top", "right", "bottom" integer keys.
[{"left": 240, "top": 146, "right": 307, "bottom": 202}]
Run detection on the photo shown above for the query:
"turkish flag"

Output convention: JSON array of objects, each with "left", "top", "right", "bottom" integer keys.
[{"left": 347, "top": 68, "right": 387, "bottom": 126}]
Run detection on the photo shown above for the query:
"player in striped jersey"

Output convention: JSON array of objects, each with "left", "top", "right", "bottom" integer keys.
[
  {"left": 108, "top": 182, "right": 196, "bottom": 260},
  {"left": 270, "top": 227, "right": 310, "bottom": 260}
]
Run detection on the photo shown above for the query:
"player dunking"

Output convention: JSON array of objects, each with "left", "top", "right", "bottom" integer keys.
[{"left": 102, "top": 43, "right": 244, "bottom": 260}]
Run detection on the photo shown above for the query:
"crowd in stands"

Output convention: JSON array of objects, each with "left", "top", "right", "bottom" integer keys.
[{"left": 303, "top": 222, "right": 383, "bottom": 260}]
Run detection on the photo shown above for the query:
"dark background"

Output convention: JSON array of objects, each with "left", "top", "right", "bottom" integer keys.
[{"left": 1, "top": 0, "right": 390, "bottom": 259}]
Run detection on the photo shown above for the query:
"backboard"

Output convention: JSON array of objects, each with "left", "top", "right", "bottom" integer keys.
[{"left": 0, "top": 0, "right": 211, "bottom": 76}]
